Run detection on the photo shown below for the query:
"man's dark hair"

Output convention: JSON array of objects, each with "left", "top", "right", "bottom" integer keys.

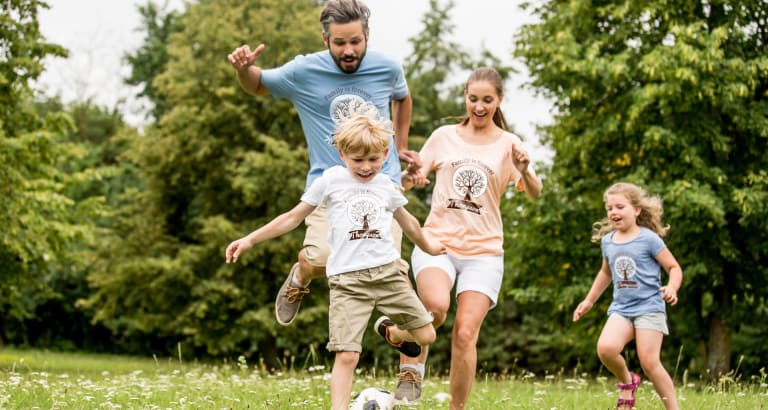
[{"left": 320, "top": 0, "right": 370, "bottom": 37}]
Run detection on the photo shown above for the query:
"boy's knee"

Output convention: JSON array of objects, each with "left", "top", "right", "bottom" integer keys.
[{"left": 334, "top": 351, "right": 360, "bottom": 367}]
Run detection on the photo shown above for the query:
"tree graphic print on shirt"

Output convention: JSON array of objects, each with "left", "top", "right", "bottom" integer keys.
[
  {"left": 447, "top": 163, "right": 488, "bottom": 215},
  {"left": 327, "top": 94, "right": 377, "bottom": 146},
  {"left": 614, "top": 255, "right": 639, "bottom": 289},
  {"left": 347, "top": 194, "right": 383, "bottom": 241}
]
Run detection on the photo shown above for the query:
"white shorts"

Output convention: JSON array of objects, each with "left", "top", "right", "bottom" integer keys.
[{"left": 411, "top": 247, "right": 504, "bottom": 308}]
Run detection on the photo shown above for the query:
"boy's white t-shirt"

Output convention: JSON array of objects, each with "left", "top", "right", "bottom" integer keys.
[{"left": 301, "top": 166, "right": 407, "bottom": 276}]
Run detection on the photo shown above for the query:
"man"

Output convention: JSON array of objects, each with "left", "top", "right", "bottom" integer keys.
[{"left": 227, "top": 0, "right": 423, "bottom": 402}]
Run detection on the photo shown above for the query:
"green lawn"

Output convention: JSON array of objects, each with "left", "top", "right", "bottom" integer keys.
[{"left": 0, "top": 347, "right": 765, "bottom": 409}]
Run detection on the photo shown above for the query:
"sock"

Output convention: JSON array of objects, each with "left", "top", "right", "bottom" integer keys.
[
  {"left": 400, "top": 363, "right": 425, "bottom": 378},
  {"left": 290, "top": 267, "right": 308, "bottom": 288}
]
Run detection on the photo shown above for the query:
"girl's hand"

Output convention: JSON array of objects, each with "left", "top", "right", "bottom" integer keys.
[
  {"left": 572, "top": 300, "right": 594, "bottom": 322},
  {"left": 660, "top": 286, "right": 679, "bottom": 306}
]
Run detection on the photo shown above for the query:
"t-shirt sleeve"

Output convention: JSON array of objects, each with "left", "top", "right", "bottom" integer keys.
[
  {"left": 388, "top": 185, "right": 408, "bottom": 211},
  {"left": 391, "top": 62, "right": 409, "bottom": 101},
  {"left": 647, "top": 230, "right": 667, "bottom": 257},
  {"left": 300, "top": 173, "right": 328, "bottom": 207},
  {"left": 260, "top": 55, "right": 306, "bottom": 99},
  {"left": 418, "top": 128, "right": 442, "bottom": 175}
]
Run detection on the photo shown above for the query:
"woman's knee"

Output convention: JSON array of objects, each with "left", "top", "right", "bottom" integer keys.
[
  {"left": 452, "top": 323, "right": 480, "bottom": 349},
  {"left": 428, "top": 308, "right": 448, "bottom": 328},
  {"left": 419, "top": 295, "right": 449, "bottom": 327}
]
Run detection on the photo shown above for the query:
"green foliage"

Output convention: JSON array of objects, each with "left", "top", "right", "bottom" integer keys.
[
  {"left": 2, "top": 347, "right": 767, "bottom": 409},
  {"left": 511, "top": 0, "right": 768, "bottom": 376},
  {"left": 83, "top": 0, "right": 324, "bottom": 364},
  {"left": 404, "top": 0, "right": 514, "bottom": 139},
  {"left": 5, "top": 0, "right": 763, "bottom": 383},
  {"left": 124, "top": 1, "right": 184, "bottom": 121},
  {"left": 0, "top": 0, "right": 67, "bottom": 137},
  {"left": 0, "top": 1, "right": 105, "bottom": 347}
]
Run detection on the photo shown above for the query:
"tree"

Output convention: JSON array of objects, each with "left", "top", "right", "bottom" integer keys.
[
  {"left": 27, "top": 98, "right": 129, "bottom": 351},
  {"left": 511, "top": 0, "right": 767, "bottom": 377},
  {"left": 0, "top": 0, "right": 103, "bottom": 346},
  {"left": 404, "top": 0, "right": 513, "bottom": 139},
  {"left": 124, "top": 1, "right": 184, "bottom": 121},
  {"left": 82, "top": 0, "right": 324, "bottom": 366}
]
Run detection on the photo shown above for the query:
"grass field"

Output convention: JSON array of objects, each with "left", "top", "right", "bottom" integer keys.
[{"left": 0, "top": 347, "right": 766, "bottom": 409}]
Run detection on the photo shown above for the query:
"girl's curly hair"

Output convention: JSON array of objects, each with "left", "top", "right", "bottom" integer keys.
[{"left": 591, "top": 182, "right": 669, "bottom": 243}]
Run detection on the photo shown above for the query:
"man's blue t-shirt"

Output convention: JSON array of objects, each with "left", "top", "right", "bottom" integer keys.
[
  {"left": 261, "top": 50, "right": 408, "bottom": 190},
  {"left": 602, "top": 227, "right": 667, "bottom": 317}
]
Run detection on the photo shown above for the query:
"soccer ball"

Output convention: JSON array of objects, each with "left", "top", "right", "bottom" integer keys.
[{"left": 349, "top": 387, "right": 395, "bottom": 410}]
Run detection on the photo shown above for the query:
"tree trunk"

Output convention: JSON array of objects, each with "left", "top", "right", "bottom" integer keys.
[
  {"left": 706, "top": 314, "right": 731, "bottom": 379},
  {"left": 258, "top": 336, "right": 280, "bottom": 374}
]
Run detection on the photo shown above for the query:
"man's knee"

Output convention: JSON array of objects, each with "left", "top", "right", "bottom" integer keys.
[{"left": 298, "top": 249, "right": 327, "bottom": 281}]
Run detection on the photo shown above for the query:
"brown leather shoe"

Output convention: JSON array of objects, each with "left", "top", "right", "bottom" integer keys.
[
  {"left": 394, "top": 366, "right": 422, "bottom": 403},
  {"left": 274, "top": 263, "right": 309, "bottom": 325}
]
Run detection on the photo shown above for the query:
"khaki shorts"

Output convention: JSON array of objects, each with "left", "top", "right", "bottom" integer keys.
[
  {"left": 326, "top": 261, "right": 433, "bottom": 353},
  {"left": 303, "top": 202, "right": 409, "bottom": 274}
]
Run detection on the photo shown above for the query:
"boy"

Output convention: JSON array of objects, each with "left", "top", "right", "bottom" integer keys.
[{"left": 225, "top": 104, "right": 443, "bottom": 410}]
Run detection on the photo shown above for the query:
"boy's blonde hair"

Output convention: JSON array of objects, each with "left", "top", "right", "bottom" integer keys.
[
  {"left": 333, "top": 102, "right": 392, "bottom": 155},
  {"left": 591, "top": 182, "right": 670, "bottom": 243}
]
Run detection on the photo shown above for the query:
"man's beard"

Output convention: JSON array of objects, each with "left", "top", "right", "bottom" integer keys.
[{"left": 331, "top": 48, "right": 367, "bottom": 74}]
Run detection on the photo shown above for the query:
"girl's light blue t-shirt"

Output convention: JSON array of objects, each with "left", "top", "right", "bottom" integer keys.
[{"left": 602, "top": 227, "right": 667, "bottom": 317}]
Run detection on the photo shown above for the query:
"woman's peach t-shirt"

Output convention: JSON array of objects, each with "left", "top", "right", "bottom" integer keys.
[{"left": 419, "top": 125, "right": 535, "bottom": 257}]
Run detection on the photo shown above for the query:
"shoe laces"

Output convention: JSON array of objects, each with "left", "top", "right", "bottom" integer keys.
[
  {"left": 398, "top": 369, "right": 422, "bottom": 384},
  {"left": 284, "top": 286, "right": 310, "bottom": 303}
]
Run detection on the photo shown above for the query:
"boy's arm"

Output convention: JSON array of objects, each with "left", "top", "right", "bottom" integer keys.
[
  {"left": 572, "top": 259, "right": 612, "bottom": 321},
  {"left": 393, "top": 207, "right": 445, "bottom": 256},
  {"left": 225, "top": 202, "right": 315, "bottom": 263}
]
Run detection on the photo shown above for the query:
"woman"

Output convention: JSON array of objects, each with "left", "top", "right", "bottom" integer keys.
[{"left": 398, "top": 67, "right": 541, "bottom": 409}]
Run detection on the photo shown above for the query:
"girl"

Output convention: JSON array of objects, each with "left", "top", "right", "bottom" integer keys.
[
  {"left": 573, "top": 182, "right": 682, "bottom": 410},
  {"left": 397, "top": 67, "right": 542, "bottom": 408}
]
